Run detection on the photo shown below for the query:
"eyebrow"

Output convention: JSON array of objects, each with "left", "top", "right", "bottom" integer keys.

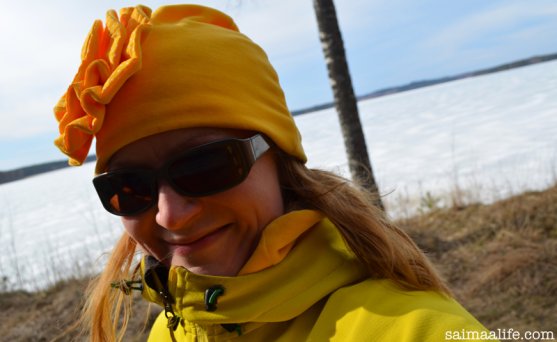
[{"left": 107, "top": 132, "right": 236, "bottom": 171}]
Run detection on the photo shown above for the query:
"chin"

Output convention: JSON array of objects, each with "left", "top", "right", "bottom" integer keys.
[
  {"left": 169, "top": 258, "right": 237, "bottom": 276},
  {"left": 186, "top": 265, "right": 234, "bottom": 276}
]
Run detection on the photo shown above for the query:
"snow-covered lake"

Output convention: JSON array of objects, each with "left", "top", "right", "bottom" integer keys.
[{"left": 1, "top": 61, "right": 556, "bottom": 291}]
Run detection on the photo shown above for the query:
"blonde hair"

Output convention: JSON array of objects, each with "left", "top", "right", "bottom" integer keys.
[
  {"left": 81, "top": 153, "right": 450, "bottom": 340},
  {"left": 276, "top": 153, "right": 451, "bottom": 294},
  {"left": 75, "top": 234, "right": 139, "bottom": 341}
]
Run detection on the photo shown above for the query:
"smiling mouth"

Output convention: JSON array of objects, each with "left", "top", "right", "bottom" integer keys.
[{"left": 169, "top": 225, "right": 230, "bottom": 255}]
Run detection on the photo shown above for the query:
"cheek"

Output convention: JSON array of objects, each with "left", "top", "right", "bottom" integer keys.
[
  {"left": 256, "top": 175, "right": 283, "bottom": 215},
  {"left": 120, "top": 215, "right": 154, "bottom": 248},
  {"left": 212, "top": 154, "right": 284, "bottom": 227},
  {"left": 121, "top": 217, "right": 138, "bottom": 236},
  {"left": 245, "top": 156, "right": 284, "bottom": 218}
]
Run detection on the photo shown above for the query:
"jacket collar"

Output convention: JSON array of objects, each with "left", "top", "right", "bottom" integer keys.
[{"left": 141, "top": 210, "right": 366, "bottom": 325}]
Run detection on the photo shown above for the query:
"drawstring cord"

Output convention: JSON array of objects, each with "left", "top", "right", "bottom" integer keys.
[{"left": 110, "top": 279, "right": 143, "bottom": 295}]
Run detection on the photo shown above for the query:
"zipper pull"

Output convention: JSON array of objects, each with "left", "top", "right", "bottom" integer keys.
[
  {"left": 157, "top": 287, "right": 180, "bottom": 331},
  {"left": 143, "top": 256, "right": 181, "bottom": 332}
]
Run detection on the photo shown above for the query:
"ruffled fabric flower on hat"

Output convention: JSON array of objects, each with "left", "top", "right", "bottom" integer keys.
[{"left": 54, "top": 6, "right": 152, "bottom": 166}]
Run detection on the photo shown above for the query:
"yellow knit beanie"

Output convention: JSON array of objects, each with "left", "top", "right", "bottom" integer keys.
[{"left": 54, "top": 4, "right": 306, "bottom": 173}]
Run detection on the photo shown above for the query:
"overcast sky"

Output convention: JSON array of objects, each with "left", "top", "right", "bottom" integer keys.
[{"left": 1, "top": 0, "right": 557, "bottom": 170}]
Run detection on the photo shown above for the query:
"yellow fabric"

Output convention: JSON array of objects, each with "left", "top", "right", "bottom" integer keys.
[
  {"left": 142, "top": 210, "right": 494, "bottom": 341},
  {"left": 53, "top": 4, "right": 306, "bottom": 173},
  {"left": 238, "top": 210, "right": 323, "bottom": 275},
  {"left": 54, "top": 6, "right": 151, "bottom": 166}
]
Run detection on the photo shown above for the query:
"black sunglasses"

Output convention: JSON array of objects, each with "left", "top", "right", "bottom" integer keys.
[{"left": 93, "top": 134, "right": 270, "bottom": 216}]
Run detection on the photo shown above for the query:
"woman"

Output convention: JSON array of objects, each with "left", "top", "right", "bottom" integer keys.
[{"left": 54, "top": 4, "right": 493, "bottom": 341}]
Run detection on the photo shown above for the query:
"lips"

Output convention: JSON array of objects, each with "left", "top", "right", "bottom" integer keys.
[{"left": 167, "top": 224, "right": 230, "bottom": 255}]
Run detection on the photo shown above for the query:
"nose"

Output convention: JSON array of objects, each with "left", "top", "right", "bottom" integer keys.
[{"left": 155, "top": 182, "right": 201, "bottom": 231}]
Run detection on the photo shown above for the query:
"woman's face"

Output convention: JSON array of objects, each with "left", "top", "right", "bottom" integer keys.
[{"left": 108, "top": 128, "right": 285, "bottom": 276}]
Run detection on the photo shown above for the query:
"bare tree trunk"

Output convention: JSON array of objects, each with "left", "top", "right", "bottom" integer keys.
[{"left": 312, "top": 0, "right": 383, "bottom": 210}]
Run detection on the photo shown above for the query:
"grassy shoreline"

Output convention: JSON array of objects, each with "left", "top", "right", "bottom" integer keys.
[{"left": 1, "top": 185, "right": 556, "bottom": 340}]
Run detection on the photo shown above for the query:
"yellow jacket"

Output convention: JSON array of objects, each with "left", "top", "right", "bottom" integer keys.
[{"left": 141, "top": 210, "right": 492, "bottom": 341}]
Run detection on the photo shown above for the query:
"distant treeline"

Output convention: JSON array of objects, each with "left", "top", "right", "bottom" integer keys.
[
  {"left": 3, "top": 52, "right": 557, "bottom": 185},
  {"left": 0, "top": 156, "right": 96, "bottom": 185},
  {"left": 291, "top": 52, "right": 557, "bottom": 116}
]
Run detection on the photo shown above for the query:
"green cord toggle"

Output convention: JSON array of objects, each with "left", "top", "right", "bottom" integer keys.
[{"left": 204, "top": 285, "right": 225, "bottom": 312}]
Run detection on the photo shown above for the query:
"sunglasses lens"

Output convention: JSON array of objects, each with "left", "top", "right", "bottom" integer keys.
[
  {"left": 94, "top": 171, "right": 155, "bottom": 215},
  {"left": 169, "top": 142, "right": 247, "bottom": 196}
]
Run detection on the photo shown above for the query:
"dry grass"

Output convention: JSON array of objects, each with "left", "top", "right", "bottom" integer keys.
[
  {"left": 399, "top": 185, "right": 557, "bottom": 334},
  {"left": 1, "top": 186, "right": 555, "bottom": 340},
  {"left": 0, "top": 277, "right": 160, "bottom": 341}
]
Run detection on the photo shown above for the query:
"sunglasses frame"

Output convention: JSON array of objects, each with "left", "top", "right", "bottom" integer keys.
[{"left": 93, "top": 134, "right": 270, "bottom": 216}]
